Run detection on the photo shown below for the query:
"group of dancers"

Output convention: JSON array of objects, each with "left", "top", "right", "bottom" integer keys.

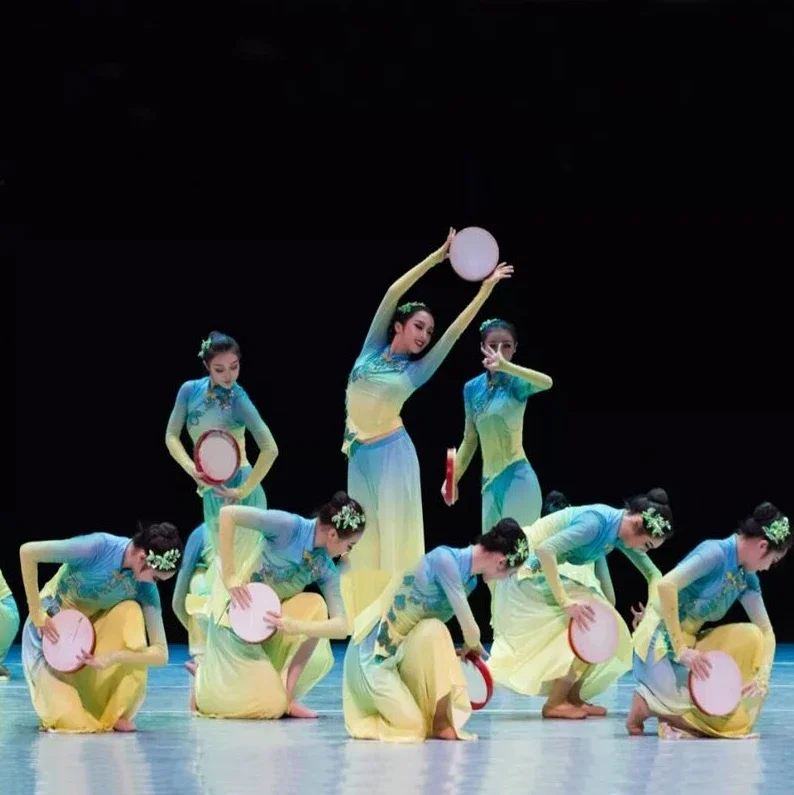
[{"left": 1, "top": 228, "right": 790, "bottom": 741}]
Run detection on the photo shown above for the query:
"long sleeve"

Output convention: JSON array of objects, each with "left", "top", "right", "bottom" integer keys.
[
  {"left": 618, "top": 545, "right": 664, "bottom": 602},
  {"left": 111, "top": 601, "right": 168, "bottom": 667},
  {"left": 453, "top": 387, "right": 479, "bottom": 483},
  {"left": 281, "top": 563, "right": 349, "bottom": 640},
  {"left": 19, "top": 536, "right": 100, "bottom": 624},
  {"left": 234, "top": 390, "right": 278, "bottom": 498},
  {"left": 657, "top": 543, "right": 723, "bottom": 660},
  {"left": 436, "top": 550, "right": 481, "bottom": 649},
  {"left": 218, "top": 507, "right": 296, "bottom": 587},
  {"left": 534, "top": 515, "right": 601, "bottom": 609},
  {"left": 412, "top": 282, "right": 497, "bottom": 388},
  {"left": 497, "top": 360, "right": 553, "bottom": 393},
  {"left": 171, "top": 525, "right": 207, "bottom": 631},
  {"left": 360, "top": 244, "right": 446, "bottom": 354},
  {"left": 594, "top": 556, "right": 616, "bottom": 606},
  {"left": 739, "top": 585, "right": 775, "bottom": 690},
  {"left": 164, "top": 381, "right": 196, "bottom": 478}
]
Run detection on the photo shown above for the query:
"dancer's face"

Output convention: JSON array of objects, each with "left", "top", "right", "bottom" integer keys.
[
  {"left": 482, "top": 329, "right": 516, "bottom": 362},
  {"left": 393, "top": 311, "right": 434, "bottom": 355},
  {"left": 621, "top": 516, "right": 666, "bottom": 552},
  {"left": 205, "top": 352, "right": 240, "bottom": 389},
  {"left": 325, "top": 529, "right": 364, "bottom": 559},
  {"left": 741, "top": 538, "right": 787, "bottom": 572},
  {"left": 480, "top": 553, "right": 519, "bottom": 583}
]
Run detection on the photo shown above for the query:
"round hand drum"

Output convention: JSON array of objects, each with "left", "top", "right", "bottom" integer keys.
[
  {"left": 444, "top": 448, "right": 456, "bottom": 504},
  {"left": 688, "top": 650, "right": 742, "bottom": 717},
  {"left": 567, "top": 600, "right": 619, "bottom": 665},
  {"left": 459, "top": 652, "right": 494, "bottom": 710},
  {"left": 228, "top": 582, "right": 282, "bottom": 643},
  {"left": 42, "top": 609, "right": 96, "bottom": 673},
  {"left": 449, "top": 227, "right": 500, "bottom": 281},
  {"left": 194, "top": 429, "right": 241, "bottom": 485}
]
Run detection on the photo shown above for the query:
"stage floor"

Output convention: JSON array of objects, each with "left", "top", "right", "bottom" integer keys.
[{"left": 1, "top": 643, "right": 791, "bottom": 794}]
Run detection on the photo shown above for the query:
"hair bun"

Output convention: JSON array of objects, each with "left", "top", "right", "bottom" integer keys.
[
  {"left": 753, "top": 501, "right": 780, "bottom": 525},
  {"left": 331, "top": 490, "right": 350, "bottom": 506},
  {"left": 646, "top": 487, "right": 669, "bottom": 506}
]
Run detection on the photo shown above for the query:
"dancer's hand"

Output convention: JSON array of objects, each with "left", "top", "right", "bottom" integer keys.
[
  {"left": 679, "top": 648, "right": 712, "bottom": 680},
  {"left": 481, "top": 343, "right": 506, "bottom": 373},
  {"left": 78, "top": 650, "right": 116, "bottom": 670},
  {"left": 213, "top": 485, "right": 243, "bottom": 504},
  {"left": 440, "top": 227, "right": 456, "bottom": 260},
  {"left": 228, "top": 585, "right": 252, "bottom": 609},
  {"left": 440, "top": 480, "right": 458, "bottom": 506},
  {"left": 482, "top": 263, "right": 513, "bottom": 286},
  {"left": 741, "top": 677, "right": 767, "bottom": 699},
  {"left": 265, "top": 611, "right": 287, "bottom": 632},
  {"left": 565, "top": 601, "right": 596, "bottom": 631},
  {"left": 458, "top": 643, "right": 489, "bottom": 661},
  {"left": 34, "top": 613, "right": 60, "bottom": 644},
  {"left": 630, "top": 602, "right": 646, "bottom": 631}
]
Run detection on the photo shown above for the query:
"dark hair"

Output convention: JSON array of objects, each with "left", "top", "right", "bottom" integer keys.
[
  {"left": 317, "top": 491, "right": 366, "bottom": 539},
  {"left": 542, "top": 490, "right": 571, "bottom": 517},
  {"left": 388, "top": 302, "right": 433, "bottom": 342},
  {"left": 479, "top": 318, "right": 518, "bottom": 345},
  {"left": 198, "top": 330, "right": 241, "bottom": 364},
  {"left": 738, "top": 502, "right": 792, "bottom": 553},
  {"left": 476, "top": 518, "right": 528, "bottom": 566},
  {"left": 131, "top": 521, "right": 184, "bottom": 571},
  {"left": 625, "top": 487, "right": 674, "bottom": 538}
]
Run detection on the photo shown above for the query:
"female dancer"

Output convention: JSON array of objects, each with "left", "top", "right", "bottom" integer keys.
[
  {"left": 171, "top": 523, "right": 209, "bottom": 671},
  {"left": 628, "top": 501, "right": 789, "bottom": 739},
  {"left": 488, "top": 488, "right": 673, "bottom": 719},
  {"left": 343, "top": 518, "right": 530, "bottom": 743},
  {"left": 19, "top": 522, "right": 183, "bottom": 732},
  {"left": 193, "top": 491, "right": 365, "bottom": 720},
  {"left": 0, "top": 567, "right": 20, "bottom": 679},
  {"left": 165, "top": 330, "right": 278, "bottom": 615},
  {"left": 444, "top": 319, "right": 553, "bottom": 529},
  {"left": 342, "top": 227, "right": 513, "bottom": 618}
]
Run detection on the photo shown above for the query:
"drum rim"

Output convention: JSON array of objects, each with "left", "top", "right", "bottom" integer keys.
[
  {"left": 194, "top": 428, "right": 241, "bottom": 485},
  {"left": 463, "top": 651, "right": 493, "bottom": 710},
  {"left": 567, "top": 600, "right": 619, "bottom": 665},
  {"left": 687, "top": 650, "right": 742, "bottom": 716}
]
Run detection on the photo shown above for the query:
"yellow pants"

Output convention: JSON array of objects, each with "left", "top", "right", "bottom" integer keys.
[
  {"left": 343, "top": 618, "right": 474, "bottom": 742},
  {"left": 195, "top": 592, "right": 334, "bottom": 719},
  {"left": 22, "top": 600, "right": 148, "bottom": 733}
]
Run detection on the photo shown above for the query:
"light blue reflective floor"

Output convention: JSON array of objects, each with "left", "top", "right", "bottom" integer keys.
[{"left": 1, "top": 644, "right": 792, "bottom": 794}]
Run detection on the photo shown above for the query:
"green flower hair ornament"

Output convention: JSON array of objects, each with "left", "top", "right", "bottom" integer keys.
[
  {"left": 479, "top": 318, "right": 502, "bottom": 333},
  {"left": 764, "top": 516, "right": 790, "bottom": 545},
  {"left": 331, "top": 504, "right": 364, "bottom": 532},
  {"left": 397, "top": 301, "right": 426, "bottom": 315},
  {"left": 641, "top": 508, "right": 671, "bottom": 538},
  {"left": 145, "top": 548, "right": 181, "bottom": 572},
  {"left": 197, "top": 337, "right": 212, "bottom": 358},
  {"left": 506, "top": 537, "right": 529, "bottom": 568}
]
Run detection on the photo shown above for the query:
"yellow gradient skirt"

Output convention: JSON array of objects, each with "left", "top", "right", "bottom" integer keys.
[
  {"left": 488, "top": 566, "right": 632, "bottom": 700},
  {"left": 195, "top": 592, "right": 333, "bottom": 719},
  {"left": 634, "top": 622, "right": 767, "bottom": 738},
  {"left": 21, "top": 600, "right": 148, "bottom": 733},
  {"left": 343, "top": 617, "right": 475, "bottom": 743}
]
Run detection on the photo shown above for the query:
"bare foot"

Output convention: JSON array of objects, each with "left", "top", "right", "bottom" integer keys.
[
  {"left": 658, "top": 721, "right": 699, "bottom": 740},
  {"left": 287, "top": 700, "right": 319, "bottom": 719},
  {"left": 433, "top": 726, "right": 459, "bottom": 740},
  {"left": 114, "top": 718, "right": 137, "bottom": 732},
  {"left": 571, "top": 700, "right": 607, "bottom": 717},
  {"left": 184, "top": 659, "right": 198, "bottom": 677},
  {"left": 0, "top": 665, "right": 10, "bottom": 680},
  {"left": 626, "top": 691, "right": 649, "bottom": 736},
  {"left": 542, "top": 702, "right": 588, "bottom": 719}
]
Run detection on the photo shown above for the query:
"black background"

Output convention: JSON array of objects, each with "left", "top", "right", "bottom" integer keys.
[{"left": 11, "top": 1, "right": 793, "bottom": 644}]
